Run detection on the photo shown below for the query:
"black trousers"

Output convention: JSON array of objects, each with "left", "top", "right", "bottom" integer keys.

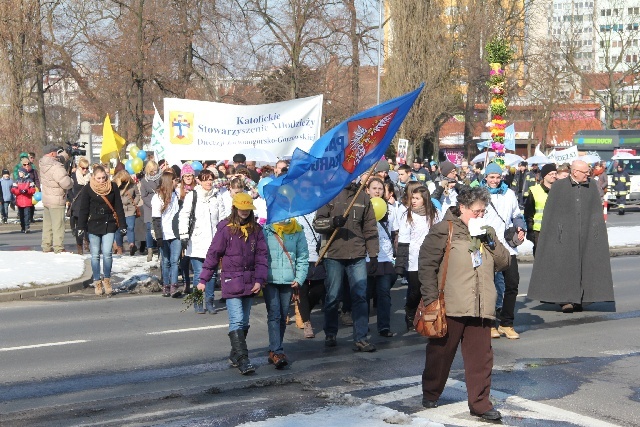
[
  {"left": 298, "top": 279, "right": 325, "bottom": 322},
  {"left": 406, "top": 270, "right": 422, "bottom": 311},
  {"left": 498, "top": 255, "right": 519, "bottom": 327}
]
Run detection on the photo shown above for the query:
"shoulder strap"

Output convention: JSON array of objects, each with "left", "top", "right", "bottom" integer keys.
[
  {"left": 301, "top": 214, "right": 320, "bottom": 246},
  {"left": 100, "top": 194, "right": 120, "bottom": 228},
  {"left": 274, "top": 233, "right": 295, "bottom": 273},
  {"left": 489, "top": 200, "right": 507, "bottom": 225},
  {"left": 187, "top": 190, "right": 198, "bottom": 238},
  {"left": 438, "top": 221, "right": 454, "bottom": 298}
]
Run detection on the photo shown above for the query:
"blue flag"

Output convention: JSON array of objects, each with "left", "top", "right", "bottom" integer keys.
[
  {"left": 264, "top": 85, "right": 423, "bottom": 224},
  {"left": 504, "top": 124, "right": 516, "bottom": 151},
  {"left": 476, "top": 140, "right": 491, "bottom": 150}
]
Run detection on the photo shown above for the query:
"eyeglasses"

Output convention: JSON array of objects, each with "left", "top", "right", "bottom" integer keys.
[
  {"left": 201, "top": 178, "right": 214, "bottom": 182},
  {"left": 468, "top": 207, "right": 487, "bottom": 216},
  {"left": 574, "top": 169, "right": 590, "bottom": 175}
]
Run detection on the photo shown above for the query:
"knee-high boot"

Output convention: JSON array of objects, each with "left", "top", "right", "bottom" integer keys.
[{"left": 228, "top": 330, "right": 255, "bottom": 375}]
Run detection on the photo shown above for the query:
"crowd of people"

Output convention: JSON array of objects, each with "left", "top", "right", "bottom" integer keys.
[{"left": 0, "top": 146, "right": 618, "bottom": 422}]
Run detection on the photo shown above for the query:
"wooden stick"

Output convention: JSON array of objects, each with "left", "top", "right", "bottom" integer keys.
[{"left": 315, "top": 162, "right": 379, "bottom": 266}]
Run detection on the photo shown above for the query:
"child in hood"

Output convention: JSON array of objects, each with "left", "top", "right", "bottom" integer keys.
[
  {"left": 1, "top": 169, "right": 14, "bottom": 223},
  {"left": 10, "top": 168, "right": 36, "bottom": 232}
]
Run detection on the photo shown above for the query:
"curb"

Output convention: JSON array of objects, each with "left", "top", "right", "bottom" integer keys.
[
  {"left": 516, "top": 245, "right": 640, "bottom": 263},
  {"left": 0, "top": 258, "right": 93, "bottom": 302}
]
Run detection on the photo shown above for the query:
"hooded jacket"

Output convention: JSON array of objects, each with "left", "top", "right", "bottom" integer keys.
[
  {"left": 178, "top": 185, "right": 224, "bottom": 259},
  {"left": 418, "top": 210, "right": 510, "bottom": 320},
  {"left": 39, "top": 156, "right": 73, "bottom": 208},
  {"left": 263, "top": 224, "right": 309, "bottom": 286}
]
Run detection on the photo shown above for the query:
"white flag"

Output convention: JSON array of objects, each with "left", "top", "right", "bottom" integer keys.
[{"left": 150, "top": 104, "right": 166, "bottom": 161}]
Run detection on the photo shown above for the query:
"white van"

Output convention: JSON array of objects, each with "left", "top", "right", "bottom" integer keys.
[{"left": 607, "top": 156, "right": 640, "bottom": 205}]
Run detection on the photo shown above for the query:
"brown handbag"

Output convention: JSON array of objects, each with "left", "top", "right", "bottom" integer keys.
[{"left": 414, "top": 221, "right": 453, "bottom": 338}]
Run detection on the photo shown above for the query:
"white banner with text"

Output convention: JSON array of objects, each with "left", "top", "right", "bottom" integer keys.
[{"left": 162, "top": 95, "right": 323, "bottom": 163}]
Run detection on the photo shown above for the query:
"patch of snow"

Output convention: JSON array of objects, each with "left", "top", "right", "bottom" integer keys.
[
  {"left": 237, "top": 403, "right": 443, "bottom": 427},
  {"left": 607, "top": 226, "right": 640, "bottom": 247},
  {"left": 0, "top": 252, "right": 85, "bottom": 289}
]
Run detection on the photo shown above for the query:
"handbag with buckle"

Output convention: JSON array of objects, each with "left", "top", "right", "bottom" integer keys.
[{"left": 414, "top": 221, "right": 452, "bottom": 339}]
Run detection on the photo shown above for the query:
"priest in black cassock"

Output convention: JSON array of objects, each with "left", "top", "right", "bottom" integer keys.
[{"left": 527, "top": 160, "right": 615, "bottom": 313}]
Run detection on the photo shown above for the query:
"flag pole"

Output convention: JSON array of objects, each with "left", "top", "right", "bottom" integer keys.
[{"left": 315, "top": 162, "right": 379, "bottom": 266}]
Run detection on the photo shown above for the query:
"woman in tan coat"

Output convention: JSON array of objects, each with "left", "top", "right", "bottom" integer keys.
[{"left": 418, "top": 187, "right": 510, "bottom": 421}]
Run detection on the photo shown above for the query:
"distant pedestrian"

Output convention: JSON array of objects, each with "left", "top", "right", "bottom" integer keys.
[
  {"left": 527, "top": 160, "right": 614, "bottom": 313},
  {"left": 1, "top": 169, "right": 14, "bottom": 224},
  {"left": 76, "top": 165, "right": 126, "bottom": 296},
  {"left": 11, "top": 168, "right": 36, "bottom": 233},
  {"left": 197, "top": 193, "right": 268, "bottom": 375},
  {"left": 67, "top": 157, "right": 91, "bottom": 254},
  {"left": 140, "top": 160, "right": 162, "bottom": 261},
  {"left": 113, "top": 170, "right": 140, "bottom": 256},
  {"left": 611, "top": 163, "right": 631, "bottom": 215}
]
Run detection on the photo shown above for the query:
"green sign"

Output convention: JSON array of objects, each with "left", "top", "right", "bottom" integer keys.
[
  {"left": 575, "top": 137, "right": 613, "bottom": 145},
  {"left": 620, "top": 138, "right": 640, "bottom": 145}
]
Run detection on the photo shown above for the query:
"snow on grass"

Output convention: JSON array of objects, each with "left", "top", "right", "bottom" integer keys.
[
  {"left": 0, "top": 251, "right": 85, "bottom": 289},
  {"left": 0, "top": 251, "right": 156, "bottom": 290},
  {"left": 237, "top": 403, "right": 443, "bottom": 427}
]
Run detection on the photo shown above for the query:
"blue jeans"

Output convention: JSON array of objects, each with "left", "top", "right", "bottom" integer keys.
[
  {"left": 226, "top": 297, "right": 253, "bottom": 332},
  {"left": 494, "top": 271, "right": 505, "bottom": 311},
  {"left": 145, "top": 222, "right": 155, "bottom": 249},
  {"left": 1, "top": 201, "right": 9, "bottom": 220},
  {"left": 89, "top": 233, "right": 115, "bottom": 280},
  {"left": 263, "top": 284, "right": 293, "bottom": 354},
  {"left": 161, "top": 238, "right": 181, "bottom": 285},
  {"left": 324, "top": 257, "right": 369, "bottom": 341},
  {"left": 368, "top": 273, "right": 394, "bottom": 333},
  {"left": 114, "top": 215, "right": 136, "bottom": 247},
  {"left": 191, "top": 257, "right": 215, "bottom": 301}
]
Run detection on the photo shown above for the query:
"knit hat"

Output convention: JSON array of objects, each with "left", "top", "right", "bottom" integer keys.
[
  {"left": 484, "top": 162, "right": 503, "bottom": 176},
  {"left": 375, "top": 162, "right": 390, "bottom": 173},
  {"left": 232, "top": 192, "right": 256, "bottom": 210},
  {"left": 540, "top": 163, "right": 557, "bottom": 179},
  {"left": 2, "top": 169, "right": 9, "bottom": 175},
  {"left": 181, "top": 163, "right": 195, "bottom": 177},
  {"left": 440, "top": 161, "right": 456, "bottom": 177}
]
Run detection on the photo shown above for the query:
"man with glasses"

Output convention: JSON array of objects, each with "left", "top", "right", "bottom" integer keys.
[
  {"left": 39, "top": 145, "right": 73, "bottom": 253},
  {"left": 527, "top": 160, "right": 614, "bottom": 313}
]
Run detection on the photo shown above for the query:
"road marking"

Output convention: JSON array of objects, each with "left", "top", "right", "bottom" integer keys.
[
  {"left": 0, "top": 340, "right": 89, "bottom": 352},
  {"left": 147, "top": 325, "right": 228, "bottom": 335}
]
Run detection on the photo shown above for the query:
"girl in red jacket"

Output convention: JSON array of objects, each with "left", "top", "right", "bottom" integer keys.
[{"left": 11, "top": 168, "right": 36, "bottom": 233}]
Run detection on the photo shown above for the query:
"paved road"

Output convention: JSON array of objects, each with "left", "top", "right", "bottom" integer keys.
[{"left": 0, "top": 257, "right": 638, "bottom": 426}]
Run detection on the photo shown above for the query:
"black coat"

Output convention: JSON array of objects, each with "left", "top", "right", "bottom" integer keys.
[
  {"left": 527, "top": 177, "right": 614, "bottom": 304},
  {"left": 67, "top": 173, "right": 89, "bottom": 218},
  {"left": 77, "top": 182, "right": 126, "bottom": 236}
]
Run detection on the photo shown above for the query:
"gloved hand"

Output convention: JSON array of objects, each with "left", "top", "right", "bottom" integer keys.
[
  {"left": 156, "top": 238, "right": 163, "bottom": 249},
  {"left": 367, "top": 257, "right": 378, "bottom": 276},
  {"left": 181, "top": 239, "right": 189, "bottom": 251},
  {"left": 332, "top": 215, "right": 347, "bottom": 228},
  {"left": 480, "top": 225, "right": 497, "bottom": 242},
  {"left": 119, "top": 228, "right": 127, "bottom": 236},
  {"left": 77, "top": 229, "right": 85, "bottom": 238}
]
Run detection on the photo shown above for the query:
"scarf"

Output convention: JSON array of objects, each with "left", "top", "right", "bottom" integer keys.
[
  {"left": 481, "top": 180, "right": 509, "bottom": 195},
  {"left": 272, "top": 218, "right": 302, "bottom": 238},
  {"left": 90, "top": 176, "right": 112, "bottom": 196},
  {"left": 411, "top": 205, "right": 426, "bottom": 217},
  {"left": 145, "top": 171, "right": 162, "bottom": 182},
  {"left": 228, "top": 223, "right": 252, "bottom": 241},
  {"left": 76, "top": 169, "right": 90, "bottom": 186}
]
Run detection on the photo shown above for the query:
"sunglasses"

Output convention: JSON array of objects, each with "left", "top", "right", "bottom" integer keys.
[
  {"left": 22, "top": 163, "right": 29, "bottom": 166},
  {"left": 80, "top": 167, "right": 89, "bottom": 170}
]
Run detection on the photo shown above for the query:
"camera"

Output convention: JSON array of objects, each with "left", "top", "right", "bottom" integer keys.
[
  {"left": 478, "top": 233, "right": 496, "bottom": 250},
  {"left": 66, "top": 141, "right": 87, "bottom": 157}
]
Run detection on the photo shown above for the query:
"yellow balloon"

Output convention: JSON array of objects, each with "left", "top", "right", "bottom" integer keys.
[
  {"left": 278, "top": 185, "right": 296, "bottom": 202},
  {"left": 129, "top": 146, "right": 140, "bottom": 158},
  {"left": 371, "top": 197, "right": 387, "bottom": 221},
  {"left": 32, "top": 197, "right": 38, "bottom": 205},
  {"left": 131, "top": 157, "right": 144, "bottom": 173}
]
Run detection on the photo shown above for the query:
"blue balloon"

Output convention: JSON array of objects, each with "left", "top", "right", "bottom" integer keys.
[
  {"left": 191, "top": 161, "right": 203, "bottom": 172},
  {"left": 34, "top": 192, "right": 42, "bottom": 202},
  {"left": 137, "top": 150, "right": 147, "bottom": 161},
  {"left": 125, "top": 159, "right": 135, "bottom": 175},
  {"left": 257, "top": 177, "right": 273, "bottom": 198}
]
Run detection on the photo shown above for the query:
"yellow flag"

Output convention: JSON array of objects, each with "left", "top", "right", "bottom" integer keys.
[{"left": 100, "top": 114, "right": 126, "bottom": 164}]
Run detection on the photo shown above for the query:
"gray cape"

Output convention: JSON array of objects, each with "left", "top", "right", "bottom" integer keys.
[{"left": 527, "top": 177, "right": 614, "bottom": 304}]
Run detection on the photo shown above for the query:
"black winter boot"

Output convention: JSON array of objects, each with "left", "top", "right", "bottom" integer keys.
[{"left": 228, "top": 330, "right": 255, "bottom": 375}]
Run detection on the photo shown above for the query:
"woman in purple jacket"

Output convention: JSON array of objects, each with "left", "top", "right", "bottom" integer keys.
[{"left": 197, "top": 193, "right": 268, "bottom": 375}]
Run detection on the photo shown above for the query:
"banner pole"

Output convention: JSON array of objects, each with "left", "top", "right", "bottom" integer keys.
[{"left": 315, "top": 162, "right": 379, "bottom": 266}]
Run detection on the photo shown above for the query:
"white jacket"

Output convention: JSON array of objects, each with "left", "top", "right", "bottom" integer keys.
[
  {"left": 407, "top": 210, "right": 442, "bottom": 271},
  {"left": 178, "top": 185, "right": 224, "bottom": 259},
  {"left": 484, "top": 188, "right": 520, "bottom": 256}
]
